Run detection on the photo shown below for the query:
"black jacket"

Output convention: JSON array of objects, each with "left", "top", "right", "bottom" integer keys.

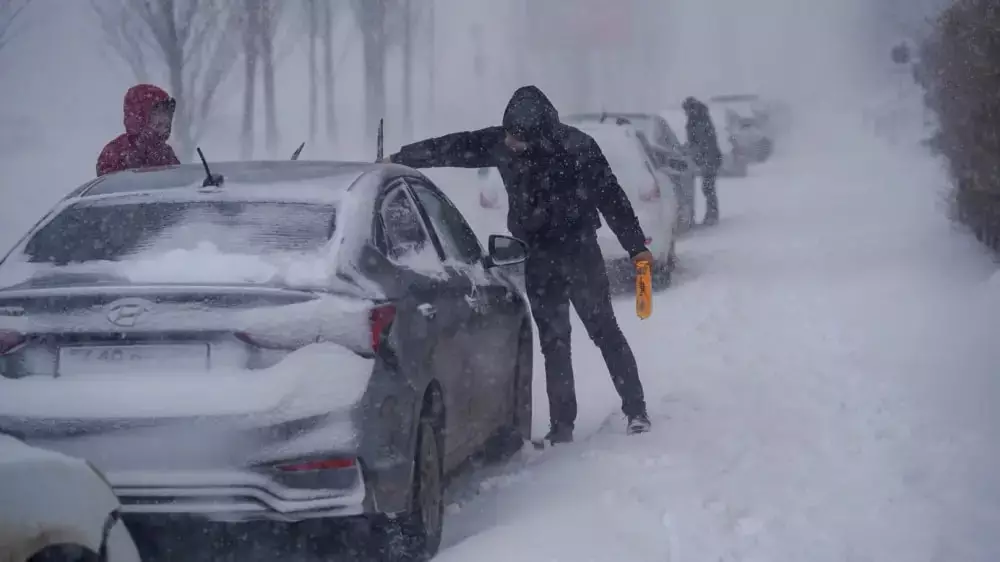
[
  {"left": 684, "top": 99, "right": 723, "bottom": 171},
  {"left": 390, "top": 86, "right": 648, "bottom": 257}
]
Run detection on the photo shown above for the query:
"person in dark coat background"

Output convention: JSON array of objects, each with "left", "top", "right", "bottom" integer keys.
[
  {"left": 97, "top": 84, "right": 180, "bottom": 177},
  {"left": 683, "top": 96, "right": 723, "bottom": 225},
  {"left": 386, "top": 85, "right": 653, "bottom": 442}
]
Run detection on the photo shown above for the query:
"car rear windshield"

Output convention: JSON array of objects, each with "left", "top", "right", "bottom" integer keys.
[
  {"left": 586, "top": 130, "right": 655, "bottom": 198},
  {"left": 21, "top": 200, "right": 337, "bottom": 265}
]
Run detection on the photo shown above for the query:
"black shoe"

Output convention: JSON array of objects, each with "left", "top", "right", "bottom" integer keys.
[
  {"left": 544, "top": 424, "right": 574, "bottom": 445},
  {"left": 627, "top": 414, "right": 651, "bottom": 435},
  {"left": 702, "top": 212, "right": 719, "bottom": 226}
]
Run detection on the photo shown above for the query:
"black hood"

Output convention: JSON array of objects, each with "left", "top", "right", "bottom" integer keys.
[
  {"left": 683, "top": 96, "right": 709, "bottom": 116},
  {"left": 503, "top": 85, "right": 560, "bottom": 142}
]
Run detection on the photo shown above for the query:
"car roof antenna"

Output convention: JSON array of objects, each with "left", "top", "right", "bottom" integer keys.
[
  {"left": 291, "top": 141, "right": 306, "bottom": 161},
  {"left": 375, "top": 117, "right": 384, "bottom": 162},
  {"left": 196, "top": 147, "right": 224, "bottom": 188}
]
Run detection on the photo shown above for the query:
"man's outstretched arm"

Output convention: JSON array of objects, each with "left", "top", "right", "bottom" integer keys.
[{"left": 389, "top": 126, "right": 505, "bottom": 169}]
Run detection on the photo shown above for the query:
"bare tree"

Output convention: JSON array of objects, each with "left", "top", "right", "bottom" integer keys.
[
  {"left": 305, "top": 0, "right": 318, "bottom": 142},
  {"left": 258, "top": 0, "right": 280, "bottom": 155},
  {"left": 321, "top": 0, "right": 336, "bottom": 141},
  {"left": 351, "top": 0, "right": 391, "bottom": 142},
  {"left": 237, "top": 0, "right": 282, "bottom": 158},
  {"left": 401, "top": 0, "right": 413, "bottom": 139},
  {"left": 239, "top": 0, "right": 259, "bottom": 158},
  {"left": 91, "top": 0, "right": 241, "bottom": 161},
  {"left": 0, "top": 0, "right": 31, "bottom": 55}
]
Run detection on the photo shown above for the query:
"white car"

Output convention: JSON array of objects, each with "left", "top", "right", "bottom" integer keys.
[
  {"left": 477, "top": 123, "right": 678, "bottom": 288},
  {"left": 707, "top": 94, "right": 780, "bottom": 163},
  {"left": 0, "top": 434, "right": 142, "bottom": 562}
]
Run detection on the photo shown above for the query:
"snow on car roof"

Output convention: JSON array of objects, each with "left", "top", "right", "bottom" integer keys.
[
  {"left": 0, "top": 433, "right": 84, "bottom": 467},
  {"left": 83, "top": 160, "right": 379, "bottom": 203}
]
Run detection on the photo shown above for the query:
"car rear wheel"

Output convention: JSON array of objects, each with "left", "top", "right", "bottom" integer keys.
[{"left": 368, "top": 415, "right": 444, "bottom": 561}]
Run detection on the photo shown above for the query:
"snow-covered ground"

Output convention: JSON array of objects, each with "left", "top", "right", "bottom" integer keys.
[{"left": 434, "top": 110, "right": 1000, "bottom": 561}]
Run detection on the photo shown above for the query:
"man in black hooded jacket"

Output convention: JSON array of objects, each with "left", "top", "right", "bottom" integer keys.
[{"left": 385, "top": 85, "right": 652, "bottom": 442}]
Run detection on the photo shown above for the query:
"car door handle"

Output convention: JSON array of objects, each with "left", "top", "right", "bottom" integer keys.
[{"left": 418, "top": 303, "right": 437, "bottom": 319}]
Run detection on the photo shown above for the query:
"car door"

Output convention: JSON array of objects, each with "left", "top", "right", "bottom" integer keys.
[
  {"left": 407, "top": 178, "right": 522, "bottom": 437},
  {"left": 376, "top": 182, "right": 479, "bottom": 467}
]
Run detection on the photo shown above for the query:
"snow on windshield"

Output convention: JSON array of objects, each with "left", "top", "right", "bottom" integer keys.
[{"left": 1, "top": 199, "right": 337, "bottom": 288}]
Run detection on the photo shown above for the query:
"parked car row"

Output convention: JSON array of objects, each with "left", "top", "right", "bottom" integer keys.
[{"left": 0, "top": 96, "right": 790, "bottom": 560}]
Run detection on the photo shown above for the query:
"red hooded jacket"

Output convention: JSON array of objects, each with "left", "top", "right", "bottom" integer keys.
[{"left": 96, "top": 84, "right": 181, "bottom": 177}]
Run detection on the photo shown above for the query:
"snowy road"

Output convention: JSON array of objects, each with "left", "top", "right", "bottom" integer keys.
[{"left": 436, "top": 112, "right": 1000, "bottom": 561}]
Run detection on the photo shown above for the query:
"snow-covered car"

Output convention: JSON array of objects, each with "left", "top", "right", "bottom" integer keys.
[
  {"left": 0, "top": 433, "right": 142, "bottom": 562},
  {"left": 564, "top": 112, "right": 698, "bottom": 232},
  {"left": 708, "top": 93, "right": 792, "bottom": 139},
  {"left": 707, "top": 94, "right": 781, "bottom": 163},
  {"left": 0, "top": 161, "right": 535, "bottom": 561},
  {"left": 660, "top": 107, "right": 749, "bottom": 178}
]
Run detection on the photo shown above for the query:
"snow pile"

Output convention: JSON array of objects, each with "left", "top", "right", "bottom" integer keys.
[{"left": 436, "top": 110, "right": 1000, "bottom": 561}]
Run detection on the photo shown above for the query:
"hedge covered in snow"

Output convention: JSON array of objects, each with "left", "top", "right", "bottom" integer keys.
[{"left": 918, "top": 0, "right": 1000, "bottom": 251}]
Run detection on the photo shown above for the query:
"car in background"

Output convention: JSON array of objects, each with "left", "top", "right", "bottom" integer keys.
[
  {"left": 1, "top": 433, "right": 142, "bottom": 562},
  {"left": 0, "top": 161, "right": 535, "bottom": 562},
  {"left": 660, "top": 107, "right": 749, "bottom": 179},
  {"left": 708, "top": 94, "right": 792, "bottom": 139},
  {"left": 707, "top": 94, "right": 791, "bottom": 163},
  {"left": 564, "top": 112, "right": 697, "bottom": 232},
  {"left": 480, "top": 123, "right": 679, "bottom": 288}
]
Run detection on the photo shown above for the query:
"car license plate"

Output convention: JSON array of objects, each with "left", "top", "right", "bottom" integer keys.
[{"left": 58, "top": 344, "right": 209, "bottom": 376}]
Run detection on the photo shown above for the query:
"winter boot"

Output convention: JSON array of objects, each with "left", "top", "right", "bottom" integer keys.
[
  {"left": 544, "top": 423, "right": 574, "bottom": 445},
  {"left": 627, "top": 414, "right": 652, "bottom": 435}
]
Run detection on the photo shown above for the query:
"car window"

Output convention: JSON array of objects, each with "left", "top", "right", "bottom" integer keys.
[
  {"left": 380, "top": 187, "right": 433, "bottom": 261},
  {"left": 409, "top": 181, "right": 484, "bottom": 264}
]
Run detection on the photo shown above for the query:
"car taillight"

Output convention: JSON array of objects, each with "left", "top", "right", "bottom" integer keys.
[
  {"left": 276, "top": 457, "right": 356, "bottom": 472},
  {"left": 639, "top": 186, "right": 661, "bottom": 202},
  {"left": 370, "top": 304, "right": 396, "bottom": 352},
  {"left": 0, "top": 330, "right": 26, "bottom": 355}
]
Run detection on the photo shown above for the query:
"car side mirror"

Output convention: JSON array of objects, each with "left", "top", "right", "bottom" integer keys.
[{"left": 484, "top": 234, "right": 528, "bottom": 268}]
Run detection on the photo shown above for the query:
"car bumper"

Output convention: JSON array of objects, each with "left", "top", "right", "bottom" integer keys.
[{"left": 110, "top": 463, "right": 372, "bottom": 523}]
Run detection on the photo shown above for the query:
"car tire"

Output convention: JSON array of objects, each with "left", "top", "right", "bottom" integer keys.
[{"left": 368, "top": 414, "right": 444, "bottom": 561}]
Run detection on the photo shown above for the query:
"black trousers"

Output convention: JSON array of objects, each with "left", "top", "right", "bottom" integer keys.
[
  {"left": 702, "top": 166, "right": 719, "bottom": 218},
  {"left": 524, "top": 231, "right": 647, "bottom": 429}
]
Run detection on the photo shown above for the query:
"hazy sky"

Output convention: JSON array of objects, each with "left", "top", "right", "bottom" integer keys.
[{"left": 0, "top": 0, "right": 937, "bottom": 245}]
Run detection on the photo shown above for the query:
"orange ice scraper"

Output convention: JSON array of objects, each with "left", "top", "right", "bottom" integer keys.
[{"left": 635, "top": 259, "right": 652, "bottom": 319}]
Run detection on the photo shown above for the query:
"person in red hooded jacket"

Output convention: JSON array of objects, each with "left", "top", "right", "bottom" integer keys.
[{"left": 97, "top": 84, "right": 181, "bottom": 177}]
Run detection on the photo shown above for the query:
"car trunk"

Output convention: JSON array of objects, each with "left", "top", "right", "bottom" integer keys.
[{"left": 0, "top": 282, "right": 373, "bottom": 473}]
